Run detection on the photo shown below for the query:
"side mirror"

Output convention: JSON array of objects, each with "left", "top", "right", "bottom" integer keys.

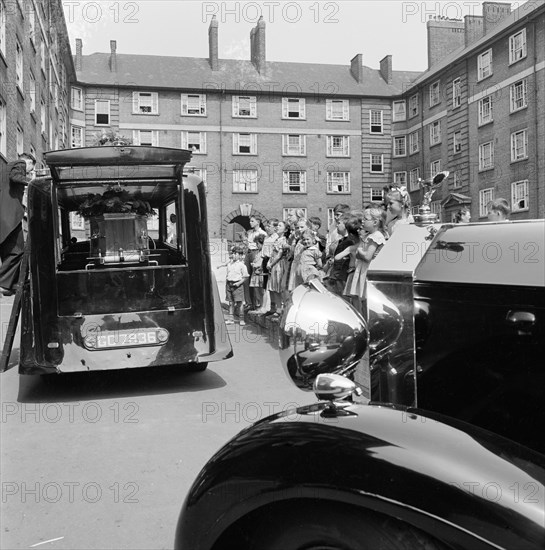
[{"left": 279, "top": 280, "right": 367, "bottom": 391}]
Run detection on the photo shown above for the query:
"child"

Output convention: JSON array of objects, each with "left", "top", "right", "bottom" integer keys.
[
  {"left": 385, "top": 186, "right": 413, "bottom": 237},
  {"left": 350, "top": 206, "right": 386, "bottom": 314},
  {"left": 265, "top": 220, "right": 289, "bottom": 318},
  {"left": 323, "top": 214, "right": 355, "bottom": 296},
  {"left": 287, "top": 218, "right": 309, "bottom": 291},
  {"left": 334, "top": 216, "right": 362, "bottom": 307},
  {"left": 224, "top": 245, "right": 249, "bottom": 325},
  {"left": 249, "top": 233, "right": 266, "bottom": 312},
  {"left": 298, "top": 230, "right": 323, "bottom": 283},
  {"left": 309, "top": 216, "right": 327, "bottom": 258}
]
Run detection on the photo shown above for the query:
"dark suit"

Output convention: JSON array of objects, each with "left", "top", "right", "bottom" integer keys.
[{"left": 0, "top": 160, "right": 29, "bottom": 290}]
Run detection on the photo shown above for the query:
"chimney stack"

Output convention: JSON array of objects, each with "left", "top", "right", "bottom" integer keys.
[
  {"left": 250, "top": 16, "right": 266, "bottom": 74},
  {"left": 379, "top": 55, "right": 393, "bottom": 84},
  {"left": 426, "top": 17, "right": 465, "bottom": 68},
  {"left": 464, "top": 15, "right": 484, "bottom": 46},
  {"left": 350, "top": 54, "right": 364, "bottom": 83},
  {"left": 109, "top": 40, "right": 117, "bottom": 72},
  {"left": 208, "top": 15, "right": 219, "bottom": 70},
  {"left": 482, "top": 2, "right": 511, "bottom": 35},
  {"left": 75, "top": 38, "right": 82, "bottom": 71}
]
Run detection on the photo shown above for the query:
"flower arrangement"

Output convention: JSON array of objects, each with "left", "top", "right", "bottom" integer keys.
[
  {"left": 93, "top": 130, "right": 132, "bottom": 147},
  {"left": 77, "top": 186, "right": 155, "bottom": 218}
]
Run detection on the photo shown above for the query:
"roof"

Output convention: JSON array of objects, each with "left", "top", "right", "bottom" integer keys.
[
  {"left": 76, "top": 55, "right": 421, "bottom": 97},
  {"left": 441, "top": 192, "right": 472, "bottom": 206},
  {"left": 409, "top": 0, "right": 545, "bottom": 88}
]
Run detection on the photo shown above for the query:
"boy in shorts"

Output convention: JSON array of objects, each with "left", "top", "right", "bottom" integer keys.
[{"left": 225, "top": 245, "right": 249, "bottom": 325}]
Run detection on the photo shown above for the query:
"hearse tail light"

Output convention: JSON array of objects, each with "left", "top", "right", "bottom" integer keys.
[{"left": 157, "top": 329, "right": 169, "bottom": 343}]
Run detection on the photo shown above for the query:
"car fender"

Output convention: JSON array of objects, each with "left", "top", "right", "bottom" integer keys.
[{"left": 175, "top": 403, "right": 545, "bottom": 550}]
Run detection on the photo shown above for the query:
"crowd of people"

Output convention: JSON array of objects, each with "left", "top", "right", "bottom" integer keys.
[{"left": 219, "top": 187, "right": 512, "bottom": 325}]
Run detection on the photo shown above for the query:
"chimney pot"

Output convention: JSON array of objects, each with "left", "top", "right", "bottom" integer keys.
[
  {"left": 250, "top": 16, "right": 266, "bottom": 74},
  {"left": 482, "top": 2, "right": 511, "bottom": 35},
  {"left": 379, "top": 55, "right": 393, "bottom": 84},
  {"left": 426, "top": 18, "right": 464, "bottom": 68},
  {"left": 208, "top": 15, "right": 219, "bottom": 71},
  {"left": 350, "top": 54, "right": 364, "bottom": 83},
  {"left": 464, "top": 14, "right": 484, "bottom": 46},
  {"left": 109, "top": 40, "right": 117, "bottom": 72}
]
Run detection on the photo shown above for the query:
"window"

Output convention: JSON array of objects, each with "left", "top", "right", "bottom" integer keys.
[
  {"left": 40, "top": 99, "right": 46, "bottom": 134},
  {"left": 429, "top": 81, "right": 440, "bottom": 107},
  {"left": 327, "top": 172, "right": 350, "bottom": 193},
  {"left": 510, "top": 79, "right": 527, "bottom": 112},
  {"left": 430, "top": 160, "right": 441, "bottom": 177},
  {"left": 71, "top": 87, "right": 83, "bottom": 110},
  {"left": 0, "top": 0, "right": 6, "bottom": 58},
  {"left": 283, "top": 171, "right": 307, "bottom": 193},
  {"left": 0, "top": 98, "right": 6, "bottom": 157},
  {"left": 29, "top": 72, "right": 36, "bottom": 112},
  {"left": 184, "top": 166, "right": 208, "bottom": 189},
  {"left": 71, "top": 125, "right": 84, "bottom": 148},
  {"left": 326, "top": 135, "right": 349, "bottom": 156},
  {"left": 453, "top": 131, "right": 462, "bottom": 154},
  {"left": 430, "top": 201, "right": 442, "bottom": 220},
  {"left": 132, "top": 130, "right": 159, "bottom": 146},
  {"left": 16, "top": 124, "right": 23, "bottom": 155},
  {"left": 479, "top": 142, "right": 494, "bottom": 171},
  {"left": 511, "top": 180, "right": 529, "bottom": 212},
  {"left": 409, "top": 168, "right": 420, "bottom": 191},
  {"left": 70, "top": 212, "right": 85, "bottom": 231},
  {"left": 479, "top": 188, "right": 494, "bottom": 217},
  {"left": 233, "top": 169, "right": 258, "bottom": 193},
  {"left": 478, "top": 96, "right": 493, "bottom": 125},
  {"left": 452, "top": 170, "right": 462, "bottom": 188},
  {"left": 283, "top": 207, "right": 307, "bottom": 221},
  {"left": 16, "top": 39, "right": 23, "bottom": 91},
  {"left": 133, "top": 92, "right": 158, "bottom": 115},
  {"left": 95, "top": 100, "right": 110, "bottom": 125},
  {"left": 369, "top": 110, "right": 383, "bottom": 133},
  {"left": 282, "top": 134, "right": 306, "bottom": 156},
  {"left": 452, "top": 78, "right": 461, "bottom": 108},
  {"left": 393, "top": 172, "right": 407, "bottom": 185},
  {"left": 181, "top": 94, "right": 206, "bottom": 116},
  {"left": 282, "top": 98, "right": 305, "bottom": 119},
  {"left": 233, "top": 133, "right": 257, "bottom": 155},
  {"left": 370, "top": 154, "right": 383, "bottom": 173},
  {"left": 509, "top": 29, "right": 526, "bottom": 64},
  {"left": 510, "top": 129, "right": 528, "bottom": 161},
  {"left": 409, "top": 131, "right": 419, "bottom": 154},
  {"left": 182, "top": 131, "right": 206, "bottom": 153},
  {"left": 429, "top": 121, "right": 441, "bottom": 145},
  {"left": 371, "top": 188, "right": 384, "bottom": 202},
  {"left": 393, "top": 100, "right": 406, "bottom": 122},
  {"left": 232, "top": 95, "right": 256, "bottom": 117},
  {"left": 478, "top": 49, "right": 492, "bottom": 80},
  {"left": 409, "top": 94, "right": 418, "bottom": 117},
  {"left": 326, "top": 99, "right": 349, "bottom": 121},
  {"left": 393, "top": 136, "right": 406, "bottom": 157}
]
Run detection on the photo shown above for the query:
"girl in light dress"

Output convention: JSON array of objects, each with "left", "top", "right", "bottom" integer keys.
[
  {"left": 333, "top": 216, "right": 362, "bottom": 308},
  {"left": 266, "top": 221, "right": 290, "bottom": 317},
  {"left": 287, "top": 218, "right": 309, "bottom": 292},
  {"left": 349, "top": 205, "right": 386, "bottom": 315},
  {"left": 297, "top": 230, "right": 323, "bottom": 284},
  {"left": 384, "top": 186, "right": 414, "bottom": 237}
]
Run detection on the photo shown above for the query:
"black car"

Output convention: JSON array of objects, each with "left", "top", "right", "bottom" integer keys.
[{"left": 175, "top": 219, "right": 544, "bottom": 550}]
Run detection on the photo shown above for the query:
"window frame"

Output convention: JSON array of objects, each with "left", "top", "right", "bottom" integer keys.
[
  {"left": 370, "top": 153, "right": 384, "bottom": 173},
  {"left": 326, "top": 135, "right": 350, "bottom": 157},
  {"left": 326, "top": 99, "right": 349, "bottom": 121},
  {"left": 452, "top": 78, "right": 461, "bottom": 108},
  {"left": 0, "top": 0, "right": 6, "bottom": 59},
  {"left": 71, "top": 87, "right": 83, "bottom": 111},
  {"left": 282, "top": 170, "right": 307, "bottom": 193},
  {"left": 369, "top": 110, "right": 383, "bottom": 134},
  {"left": 430, "top": 159, "right": 441, "bottom": 178},
  {"left": 453, "top": 131, "right": 462, "bottom": 154},
  {"left": 429, "top": 80, "right": 440, "bottom": 107},
  {"left": 94, "top": 99, "right": 110, "bottom": 126},
  {"left": 478, "top": 96, "right": 493, "bottom": 126},
  {"left": 511, "top": 179, "right": 529, "bottom": 212},
  {"left": 409, "top": 168, "right": 420, "bottom": 192},
  {"left": 479, "top": 187, "right": 494, "bottom": 217},
  {"left": 409, "top": 130, "right": 419, "bottom": 154},
  {"left": 393, "top": 171, "right": 407, "bottom": 186},
  {"left": 510, "top": 129, "right": 528, "bottom": 162},
  {"left": 477, "top": 49, "right": 493, "bottom": 81},
  {"left": 181, "top": 93, "right": 207, "bottom": 116},
  {"left": 509, "top": 29, "right": 527, "bottom": 65},
  {"left": 233, "top": 169, "right": 258, "bottom": 193},
  {"left": 232, "top": 132, "right": 257, "bottom": 155},
  {"left": 15, "top": 38, "right": 23, "bottom": 92},
  {"left": 510, "top": 79, "right": 528, "bottom": 113},
  {"left": 393, "top": 135, "right": 407, "bottom": 157},
  {"left": 70, "top": 125, "right": 84, "bottom": 148},
  {"left": 132, "top": 129, "right": 159, "bottom": 146},
  {"left": 392, "top": 100, "right": 406, "bottom": 122},
  {"left": 182, "top": 130, "right": 207, "bottom": 154},
  {"left": 282, "top": 97, "right": 306, "bottom": 119},
  {"left": 232, "top": 95, "right": 257, "bottom": 118},
  {"left": 429, "top": 120, "right": 441, "bottom": 146},
  {"left": 282, "top": 134, "right": 306, "bottom": 156},
  {"left": 478, "top": 141, "right": 494, "bottom": 171},
  {"left": 132, "top": 91, "right": 159, "bottom": 115},
  {"left": 326, "top": 171, "right": 350, "bottom": 194},
  {"left": 409, "top": 94, "right": 419, "bottom": 118}
]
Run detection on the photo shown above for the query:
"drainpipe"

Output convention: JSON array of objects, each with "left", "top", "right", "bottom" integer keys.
[
  {"left": 219, "top": 88, "right": 224, "bottom": 239},
  {"left": 532, "top": 19, "right": 540, "bottom": 218}
]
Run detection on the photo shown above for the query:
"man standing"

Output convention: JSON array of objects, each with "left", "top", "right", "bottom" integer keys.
[{"left": 0, "top": 153, "right": 36, "bottom": 296}]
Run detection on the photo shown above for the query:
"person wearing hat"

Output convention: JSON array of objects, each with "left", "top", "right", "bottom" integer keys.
[
  {"left": 384, "top": 185, "right": 414, "bottom": 237},
  {"left": 0, "top": 153, "right": 36, "bottom": 296}
]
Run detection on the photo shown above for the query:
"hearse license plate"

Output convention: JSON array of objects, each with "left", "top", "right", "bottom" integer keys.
[{"left": 84, "top": 328, "right": 168, "bottom": 350}]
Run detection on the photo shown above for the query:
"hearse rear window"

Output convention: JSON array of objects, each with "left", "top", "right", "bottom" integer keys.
[{"left": 415, "top": 220, "right": 544, "bottom": 287}]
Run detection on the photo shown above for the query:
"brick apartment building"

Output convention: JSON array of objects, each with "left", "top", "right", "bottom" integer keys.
[
  {"left": 391, "top": 1, "right": 545, "bottom": 221},
  {"left": 0, "top": 0, "right": 75, "bottom": 173},
  {"left": 70, "top": 17, "right": 418, "bottom": 238}
]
